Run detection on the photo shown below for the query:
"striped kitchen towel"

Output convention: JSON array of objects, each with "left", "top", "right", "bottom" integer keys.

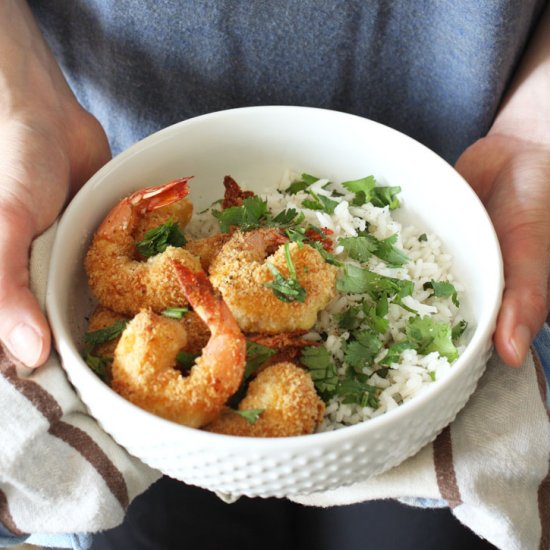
[
  {"left": 0, "top": 224, "right": 160, "bottom": 545},
  {"left": 292, "top": 343, "right": 550, "bottom": 550}
]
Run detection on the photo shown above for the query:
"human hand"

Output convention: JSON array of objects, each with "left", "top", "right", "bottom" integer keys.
[
  {"left": 0, "top": 1, "right": 111, "bottom": 367},
  {"left": 455, "top": 134, "right": 550, "bottom": 367}
]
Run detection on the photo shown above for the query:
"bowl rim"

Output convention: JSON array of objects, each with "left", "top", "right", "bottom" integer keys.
[{"left": 46, "top": 105, "right": 504, "bottom": 451}]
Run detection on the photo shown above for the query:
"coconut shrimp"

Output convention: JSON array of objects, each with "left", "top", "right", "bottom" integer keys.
[
  {"left": 111, "top": 263, "right": 246, "bottom": 428},
  {"left": 85, "top": 177, "right": 203, "bottom": 315},
  {"left": 208, "top": 228, "right": 338, "bottom": 333},
  {"left": 205, "top": 362, "right": 324, "bottom": 437}
]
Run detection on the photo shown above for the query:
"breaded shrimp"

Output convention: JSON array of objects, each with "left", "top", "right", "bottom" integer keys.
[
  {"left": 111, "top": 264, "right": 246, "bottom": 428},
  {"left": 205, "top": 362, "right": 325, "bottom": 437},
  {"left": 185, "top": 233, "right": 231, "bottom": 272},
  {"left": 208, "top": 229, "right": 338, "bottom": 333},
  {"left": 85, "top": 177, "right": 203, "bottom": 315}
]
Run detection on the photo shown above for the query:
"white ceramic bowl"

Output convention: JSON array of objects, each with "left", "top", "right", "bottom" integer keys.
[{"left": 46, "top": 106, "right": 503, "bottom": 498}]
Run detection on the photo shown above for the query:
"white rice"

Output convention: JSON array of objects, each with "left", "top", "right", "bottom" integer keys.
[{"left": 188, "top": 172, "right": 468, "bottom": 431}]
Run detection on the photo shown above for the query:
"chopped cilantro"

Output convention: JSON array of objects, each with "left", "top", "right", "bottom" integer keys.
[
  {"left": 337, "top": 375, "right": 380, "bottom": 409},
  {"left": 423, "top": 280, "right": 460, "bottom": 307},
  {"left": 342, "top": 176, "right": 401, "bottom": 209},
  {"left": 418, "top": 233, "right": 428, "bottom": 242},
  {"left": 161, "top": 307, "right": 189, "bottom": 320},
  {"left": 336, "top": 306, "right": 362, "bottom": 330},
  {"left": 338, "top": 235, "right": 377, "bottom": 263},
  {"left": 300, "top": 345, "right": 339, "bottom": 399},
  {"left": 336, "top": 264, "right": 413, "bottom": 300},
  {"left": 135, "top": 219, "right": 186, "bottom": 257},
  {"left": 339, "top": 232, "right": 408, "bottom": 267},
  {"left": 233, "top": 408, "right": 264, "bottom": 424},
  {"left": 379, "top": 341, "right": 414, "bottom": 366},
  {"left": 84, "top": 319, "right": 129, "bottom": 346},
  {"left": 244, "top": 341, "right": 276, "bottom": 378},
  {"left": 343, "top": 329, "right": 382, "bottom": 371},
  {"left": 286, "top": 173, "right": 319, "bottom": 194},
  {"left": 84, "top": 352, "right": 111, "bottom": 382},
  {"left": 362, "top": 303, "right": 389, "bottom": 334},
  {"left": 405, "top": 316, "right": 459, "bottom": 362},
  {"left": 176, "top": 351, "right": 199, "bottom": 372},
  {"left": 371, "top": 186, "right": 401, "bottom": 209},
  {"left": 270, "top": 208, "right": 305, "bottom": 227},
  {"left": 452, "top": 319, "right": 468, "bottom": 342},
  {"left": 264, "top": 243, "right": 307, "bottom": 302},
  {"left": 302, "top": 190, "right": 339, "bottom": 214},
  {"left": 212, "top": 195, "right": 269, "bottom": 233}
]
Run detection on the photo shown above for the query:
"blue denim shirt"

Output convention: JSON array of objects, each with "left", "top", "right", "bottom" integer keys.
[{"left": 5, "top": 1, "right": 548, "bottom": 547}]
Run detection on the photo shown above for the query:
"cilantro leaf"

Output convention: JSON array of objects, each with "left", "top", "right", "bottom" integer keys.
[
  {"left": 343, "top": 329, "right": 382, "bottom": 370},
  {"left": 336, "top": 375, "right": 379, "bottom": 408},
  {"left": 374, "top": 234, "right": 409, "bottom": 267},
  {"left": 135, "top": 219, "right": 186, "bottom": 257},
  {"left": 371, "top": 186, "right": 401, "bottom": 209},
  {"left": 338, "top": 235, "right": 377, "bottom": 263},
  {"left": 264, "top": 243, "right": 307, "bottom": 303},
  {"left": 362, "top": 303, "right": 389, "bottom": 334},
  {"left": 245, "top": 341, "right": 276, "bottom": 379},
  {"left": 286, "top": 173, "right": 319, "bottom": 194},
  {"left": 233, "top": 408, "right": 264, "bottom": 424},
  {"left": 405, "top": 316, "right": 459, "bottom": 362},
  {"left": 302, "top": 190, "right": 339, "bottom": 214},
  {"left": 300, "top": 345, "right": 339, "bottom": 399},
  {"left": 342, "top": 176, "right": 377, "bottom": 198},
  {"left": 84, "top": 352, "right": 111, "bottom": 382},
  {"left": 423, "top": 280, "right": 460, "bottom": 307},
  {"left": 452, "top": 320, "right": 468, "bottom": 342},
  {"left": 339, "top": 233, "right": 408, "bottom": 267},
  {"left": 176, "top": 351, "right": 199, "bottom": 372},
  {"left": 270, "top": 208, "right": 304, "bottom": 227},
  {"left": 161, "top": 307, "right": 189, "bottom": 320},
  {"left": 336, "top": 306, "right": 362, "bottom": 330},
  {"left": 379, "top": 341, "right": 414, "bottom": 366},
  {"left": 212, "top": 196, "right": 269, "bottom": 232},
  {"left": 336, "top": 264, "right": 413, "bottom": 299},
  {"left": 84, "top": 319, "right": 129, "bottom": 346}
]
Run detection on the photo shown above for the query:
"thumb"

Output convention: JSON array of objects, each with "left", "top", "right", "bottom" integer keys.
[{"left": 0, "top": 208, "right": 50, "bottom": 367}]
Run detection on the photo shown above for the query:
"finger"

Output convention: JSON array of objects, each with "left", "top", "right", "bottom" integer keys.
[
  {"left": 493, "top": 228, "right": 549, "bottom": 367},
  {"left": 0, "top": 209, "right": 50, "bottom": 367}
]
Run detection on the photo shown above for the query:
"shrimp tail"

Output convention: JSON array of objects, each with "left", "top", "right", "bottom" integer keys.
[
  {"left": 96, "top": 176, "right": 193, "bottom": 238},
  {"left": 130, "top": 176, "right": 192, "bottom": 212}
]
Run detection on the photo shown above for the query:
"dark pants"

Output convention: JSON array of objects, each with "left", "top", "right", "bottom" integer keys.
[{"left": 92, "top": 477, "right": 496, "bottom": 550}]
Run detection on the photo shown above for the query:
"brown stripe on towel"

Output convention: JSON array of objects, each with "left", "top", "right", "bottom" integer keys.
[
  {"left": 532, "top": 348, "right": 550, "bottom": 550},
  {"left": 0, "top": 489, "right": 26, "bottom": 536},
  {"left": 0, "top": 351, "right": 129, "bottom": 510},
  {"left": 433, "top": 426, "right": 462, "bottom": 508}
]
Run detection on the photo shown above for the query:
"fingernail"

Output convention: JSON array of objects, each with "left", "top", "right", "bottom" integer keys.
[
  {"left": 511, "top": 324, "right": 531, "bottom": 365},
  {"left": 6, "top": 323, "right": 43, "bottom": 366}
]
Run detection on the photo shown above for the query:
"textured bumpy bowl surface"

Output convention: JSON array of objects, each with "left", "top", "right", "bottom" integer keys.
[{"left": 46, "top": 106, "right": 503, "bottom": 498}]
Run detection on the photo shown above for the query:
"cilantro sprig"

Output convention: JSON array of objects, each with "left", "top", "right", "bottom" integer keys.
[
  {"left": 339, "top": 232, "right": 409, "bottom": 267},
  {"left": 212, "top": 196, "right": 304, "bottom": 233},
  {"left": 135, "top": 219, "right": 186, "bottom": 258},
  {"left": 342, "top": 176, "right": 401, "bottom": 209},
  {"left": 264, "top": 243, "right": 307, "bottom": 303},
  {"left": 423, "top": 280, "right": 460, "bottom": 307}
]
